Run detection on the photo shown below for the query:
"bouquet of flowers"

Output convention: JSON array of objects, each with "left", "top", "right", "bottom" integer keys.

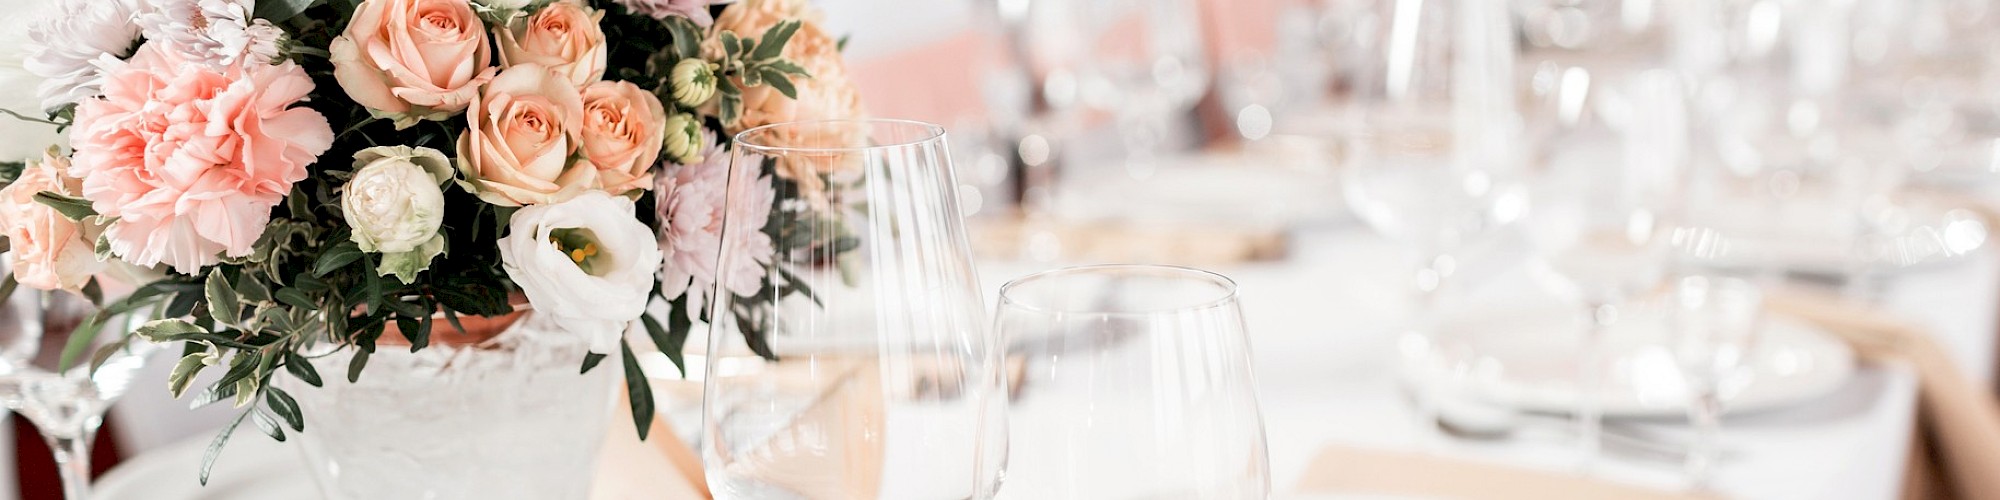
[{"left": 0, "top": 0, "right": 863, "bottom": 481}]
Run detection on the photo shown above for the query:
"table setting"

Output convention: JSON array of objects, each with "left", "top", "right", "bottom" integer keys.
[{"left": 0, "top": 0, "right": 1996, "bottom": 499}]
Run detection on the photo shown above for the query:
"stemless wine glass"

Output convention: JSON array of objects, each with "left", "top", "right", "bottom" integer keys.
[
  {"left": 0, "top": 263, "right": 157, "bottom": 500},
  {"left": 1338, "top": 0, "right": 1526, "bottom": 442},
  {"left": 993, "top": 265, "right": 1268, "bottom": 500},
  {"left": 702, "top": 120, "right": 1007, "bottom": 500},
  {"left": 1667, "top": 275, "right": 1764, "bottom": 489}
]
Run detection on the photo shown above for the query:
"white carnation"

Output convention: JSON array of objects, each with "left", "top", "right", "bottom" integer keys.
[
  {"left": 499, "top": 191, "right": 664, "bottom": 354},
  {"left": 24, "top": 0, "right": 141, "bottom": 112},
  {"left": 136, "top": 0, "right": 285, "bottom": 70},
  {"left": 341, "top": 146, "right": 453, "bottom": 284}
]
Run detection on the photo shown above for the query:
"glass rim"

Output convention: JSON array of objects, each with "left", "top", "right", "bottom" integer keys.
[
  {"left": 731, "top": 118, "right": 946, "bottom": 154},
  {"left": 997, "top": 264, "right": 1241, "bottom": 317}
]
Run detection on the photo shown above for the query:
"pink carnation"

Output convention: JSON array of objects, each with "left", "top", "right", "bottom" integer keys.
[
  {"left": 612, "top": 0, "right": 718, "bottom": 27},
  {"left": 68, "top": 42, "right": 334, "bottom": 273},
  {"left": 656, "top": 134, "right": 775, "bottom": 316}
]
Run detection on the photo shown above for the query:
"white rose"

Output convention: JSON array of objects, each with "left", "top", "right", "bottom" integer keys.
[
  {"left": 341, "top": 145, "right": 452, "bottom": 284},
  {"left": 498, "top": 190, "right": 663, "bottom": 353}
]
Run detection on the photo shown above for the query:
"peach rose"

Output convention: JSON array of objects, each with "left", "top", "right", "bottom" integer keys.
[
  {"left": 0, "top": 150, "right": 104, "bottom": 291},
  {"left": 332, "top": 0, "right": 498, "bottom": 129},
  {"left": 497, "top": 1, "right": 608, "bottom": 89},
  {"left": 720, "top": 9, "right": 865, "bottom": 136},
  {"left": 716, "top": 6, "right": 866, "bottom": 197},
  {"left": 579, "top": 80, "right": 667, "bottom": 194},
  {"left": 68, "top": 42, "right": 333, "bottom": 274},
  {"left": 456, "top": 64, "right": 597, "bottom": 206},
  {"left": 712, "top": 0, "right": 816, "bottom": 38}
]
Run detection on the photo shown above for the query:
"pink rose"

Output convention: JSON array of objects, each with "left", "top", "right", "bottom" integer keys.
[
  {"left": 0, "top": 150, "right": 104, "bottom": 291},
  {"left": 332, "top": 0, "right": 498, "bottom": 128},
  {"left": 580, "top": 81, "right": 667, "bottom": 194},
  {"left": 456, "top": 64, "right": 597, "bottom": 206},
  {"left": 496, "top": 1, "right": 607, "bottom": 89},
  {"left": 68, "top": 42, "right": 334, "bottom": 273}
]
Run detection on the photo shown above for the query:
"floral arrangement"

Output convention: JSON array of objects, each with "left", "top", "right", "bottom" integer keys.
[{"left": 0, "top": 0, "right": 863, "bottom": 481}]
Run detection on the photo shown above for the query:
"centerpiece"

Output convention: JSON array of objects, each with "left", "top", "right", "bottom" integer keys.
[{"left": 0, "top": 0, "right": 864, "bottom": 496}]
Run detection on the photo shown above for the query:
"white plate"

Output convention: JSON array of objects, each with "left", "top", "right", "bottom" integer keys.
[
  {"left": 1690, "top": 194, "right": 1988, "bottom": 274},
  {"left": 1407, "top": 301, "right": 1857, "bottom": 418}
]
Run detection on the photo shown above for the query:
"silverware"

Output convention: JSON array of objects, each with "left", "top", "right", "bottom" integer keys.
[{"left": 1433, "top": 395, "right": 1731, "bottom": 464}]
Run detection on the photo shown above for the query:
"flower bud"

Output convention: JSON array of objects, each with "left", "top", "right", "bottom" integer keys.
[
  {"left": 669, "top": 58, "right": 718, "bottom": 107},
  {"left": 662, "top": 113, "right": 705, "bottom": 165}
]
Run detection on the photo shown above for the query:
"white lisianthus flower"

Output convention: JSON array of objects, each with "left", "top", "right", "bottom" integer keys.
[
  {"left": 499, "top": 191, "right": 663, "bottom": 353},
  {"left": 341, "top": 146, "right": 453, "bottom": 284}
]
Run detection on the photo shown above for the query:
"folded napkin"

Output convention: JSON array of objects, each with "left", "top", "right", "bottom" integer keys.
[
  {"left": 1291, "top": 445, "right": 1716, "bottom": 499},
  {"left": 1765, "top": 287, "right": 2000, "bottom": 500},
  {"left": 595, "top": 391, "right": 712, "bottom": 500}
]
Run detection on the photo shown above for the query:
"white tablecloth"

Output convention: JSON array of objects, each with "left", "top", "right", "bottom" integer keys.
[
  {"left": 89, "top": 223, "right": 1995, "bottom": 499},
  {"left": 973, "top": 224, "right": 1990, "bottom": 500}
]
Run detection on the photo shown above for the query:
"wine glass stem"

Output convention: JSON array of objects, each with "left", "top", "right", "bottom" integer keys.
[
  {"left": 1578, "top": 301, "right": 1615, "bottom": 469},
  {"left": 1411, "top": 258, "right": 1448, "bottom": 450},
  {"left": 45, "top": 433, "right": 94, "bottom": 499},
  {"left": 1688, "top": 390, "right": 1723, "bottom": 489}
]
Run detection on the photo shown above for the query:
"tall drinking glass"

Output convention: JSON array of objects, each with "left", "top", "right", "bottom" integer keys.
[
  {"left": 0, "top": 264, "right": 156, "bottom": 499},
  {"left": 701, "top": 120, "right": 1007, "bottom": 500},
  {"left": 1667, "top": 275, "right": 1763, "bottom": 489},
  {"left": 994, "top": 265, "right": 1268, "bottom": 500},
  {"left": 1338, "top": 0, "right": 1526, "bottom": 441},
  {"left": 1520, "top": 60, "right": 1686, "bottom": 465}
]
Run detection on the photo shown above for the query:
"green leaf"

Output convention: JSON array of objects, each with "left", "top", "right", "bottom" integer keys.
[
  {"left": 0, "top": 275, "right": 17, "bottom": 309},
  {"left": 275, "top": 288, "right": 315, "bottom": 309},
  {"left": 250, "top": 409, "right": 287, "bottom": 442},
  {"left": 620, "top": 339, "right": 655, "bottom": 440},
  {"left": 252, "top": 0, "right": 322, "bottom": 22},
  {"left": 752, "top": 20, "right": 800, "bottom": 61},
  {"left": 736, "top": 310, "right": 778, "bottom": 361},
  {"left": 760, "top": 69, "right": 797, "bottom": 99},
  {"left": 721, "top": 31, "right": 743, "bottom": 57},
  {"left": 168, "top": 353, "right": 209, "bottom": 398},
  {"left": 31, "top": 192, "right": 96, "bottom": 221},
  {"left": 56, "top": 311, "right": 105, "bottom": 372},
  {"left": 234, "top": 275, "right": 271, "bottom": 304},
  {"left": 134, "top": 319, "right": 204, "bottom": 342},
  {"left": 346, "top": 348, "right": 370, "bottom": 383},
  {"left": 265, "top": 386, "right": 305, "bottom": 432},
  {"left": 665, "top": 17, "right": 701, "bottom": 60},
  {"left": 763, "top": 60, "right": 810, "bottom": 76},
  {"left": 580, "top": 352, "right": 608, "bottom": 374},
  {"left": 80, "top": 279, "right": 103, "bottom": 307},
  {"left": 283, "top": 351, "right": 323, "bottom": 387},
  {"left": 409, "top": 309, "right": 432, "bottom": 352},
  {"left": 199, "top": 411, "right": 249, "bottom": 485},
  {"left": 189, "top": 378, "right": 240, "bottom": 409},
  {"left": 312, "top": 242, "right": 364, "bottom": 277},
  {"left": 641, "top": 313, "right": 688, "bottom": 377},
  {"left": 164, "top": 291, "right": 202, "bottom": 319},
  {"left": 206, "top": 273, "right": 241, "bottom": 326},
  {"left": 87, "top": 342, "right": 124, "bottom": 379}
]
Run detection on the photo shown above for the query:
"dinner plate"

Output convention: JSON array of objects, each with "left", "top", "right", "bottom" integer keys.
[
  {"left": 1405, "top": 301, "right": 1857, "bottom": 418},
  {"left": 1689, "top": 193, "right": 1988, "bottom": 275}
]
